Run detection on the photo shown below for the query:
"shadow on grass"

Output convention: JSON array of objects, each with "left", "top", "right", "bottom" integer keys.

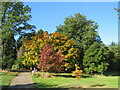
[
  {"left": 53, "top": 74, "right": 92, "bottom": 78},
  {"left": 1, "top": 83, "right": 71, "bottom": 90},
  {"left": 7, "top": 69, "right": 31, "bottom": 73},
  {"left": 1, "top": 83, "right": 36, "bottom": 90},
  {"left": 90, "top": 84, "right": 106, "bottom": 87},
  {"left": 103, "top": 71, "right": 120, "bottom": 76},
  {"left": 53, "top": 74, "right": 75, "bottom": 78},
  {"left": 34, "top": 82, "right": 58, "bottom": 88},
  {"left": 1, "top": 83, "right": 118, "bottom": 90},
  {"left": 34, "top": 83, "right": 83, "bottom": 89},
  {"left": 82, "top": 75, "right": 92, "bottom": 78}
]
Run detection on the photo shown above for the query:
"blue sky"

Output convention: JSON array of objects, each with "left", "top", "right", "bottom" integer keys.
[
  {"left": 21, "top": 0, "right": 119, "bottom": 2},
  {"left": 23, "top": 2, "right": 118, "bottom": 45}
]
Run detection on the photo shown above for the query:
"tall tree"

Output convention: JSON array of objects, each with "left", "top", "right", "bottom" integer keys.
[
  {"left": 56, "top": 13, "right": 102, "bottom": 68},
  {"left": 2, "top": 34, "right": 17, "bottom": 69},
  {"left": 57, "top": 13, "right": 102, "bottom": 50},
  {"left": 1, "top": 2, "right": 35, "bottom": 69}
]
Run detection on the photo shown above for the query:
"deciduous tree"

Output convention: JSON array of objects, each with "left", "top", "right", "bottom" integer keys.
[
  {"left": 1, "top": 2, "right": 35, "bottom": 69},
  {"left": 22, "top": 31, "right": 80, "bottom": 71},
  {"left": 38, "top": 45, "right": 64, "bottom": 72},
  {"left": 83, "top": 42, "right": 109, "bottom": 74},
  {"left": 56, "top": 13, "right": 102, "bottom": 69}
]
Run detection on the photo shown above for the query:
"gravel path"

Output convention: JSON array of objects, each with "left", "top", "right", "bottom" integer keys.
[{"left": 8, "top": 72, "right": 36, "bottom": 90}]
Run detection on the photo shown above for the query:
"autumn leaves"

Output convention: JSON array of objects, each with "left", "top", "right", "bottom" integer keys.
[{"left": 22, "top": 31, "right": 80, "bottom": 72}]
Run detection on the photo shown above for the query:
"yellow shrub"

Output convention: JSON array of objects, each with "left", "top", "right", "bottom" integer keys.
[{"left": 72, "top": 69, "right": 84, "bottom": 78}]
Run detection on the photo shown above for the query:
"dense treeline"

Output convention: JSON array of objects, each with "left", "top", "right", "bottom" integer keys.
[{"left": 1, "top": 2, "right": 119, "bottom": 74}]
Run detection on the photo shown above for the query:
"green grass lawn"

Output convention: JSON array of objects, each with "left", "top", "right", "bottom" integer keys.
[
  {"left": 1, "top": 71, "right": 19, "bottom": 89},
  {"left": 32, "top": 72, "right": 118, "bottom": 88}
]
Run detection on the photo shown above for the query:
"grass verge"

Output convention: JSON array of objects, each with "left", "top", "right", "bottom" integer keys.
[
  {"left": 1, "top": 71, "right": 19, "bottom": 89},
  {"left": 32, "top": 72, "right": 118, "bottom": 88}
]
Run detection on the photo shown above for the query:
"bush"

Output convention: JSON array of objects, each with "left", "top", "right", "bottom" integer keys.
[
  {"left": 17, "top": 57, "right": 25, "bottom": 68},
  {"left": 72, "top": 69, "right": 84, "bottom": 78},
  {"left": 11, "top": 64, "right": 19, "bottom": 70},
  {"left": 34, "top": 72, "right": 54, "bottom": 78},
  {"left": 40, "top": 72, "right": 53, "bottom": 78},
  {"left": 13, "top": 57, "right": 26, "bottom": 70},
  {"left": 72, "top": 64, "right": 84, "bottom": 78}
]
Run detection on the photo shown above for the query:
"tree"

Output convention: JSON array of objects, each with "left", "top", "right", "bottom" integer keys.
[
  {"left": 17, "top": 29, "right": 44, "bottom": 50},
  {"left": 83, "top": 42, "right": 109, "bottom": 74},
  {"left": 49, "top": 32, "right": 80, "bottom": 71},
  {"left": 1, "top": 2, "right": 35, "bottom": 69},
  {"left": 37, "top": 29, "right": 44, "bottom": 35},
  {"left": 16, "top": 30, "right": 43, "bottom": 69},
  {"left": 114, "top": 8, "right": 120, "bottom": 12},
  {"left": 56, "top": 13, "right": 102, "bottom": 68},
  {"left": 107, "top": 42, "right": 119, "bottom": 71},
  {"left": 22, "top": 31, "right": 49, "bottom": 68},
  {"left": 37, "top": 45, "right": 64, "bottom": 72},
  {"left": 2, "top": 34, "right": 17, "bottom": 69},
  {"left": 22, "top": 31, "right": 80, "bottom": 71},
  {"left": 114, "top": 6, "right": 120, "bottom": 19},
  {"left": 17, "top": 32, "right": 36, "bottom": 50}
]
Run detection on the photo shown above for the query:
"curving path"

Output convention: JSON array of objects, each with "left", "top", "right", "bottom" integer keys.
[{"left": 8, "top": 72, "right": 36, "bottom": 90}]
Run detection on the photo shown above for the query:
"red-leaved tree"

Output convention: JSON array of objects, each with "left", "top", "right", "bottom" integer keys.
[{"left": 37, "top": 45, "right": 64, "bottom": 72}]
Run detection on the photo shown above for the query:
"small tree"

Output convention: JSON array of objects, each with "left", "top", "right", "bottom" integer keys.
[
  {"left": 37, "top": 45, "right": 64, "bottom": 72},
  {"left": 83, "top": 42, "right": 109, "bottom": 74}
]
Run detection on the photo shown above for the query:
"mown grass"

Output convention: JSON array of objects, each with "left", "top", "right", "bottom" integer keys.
[
  {"left": 1, "top": 71, "right": 19, "bottom": 89},
  {"left": 32, "top": 72, "right": 118, "bottom": 88}
]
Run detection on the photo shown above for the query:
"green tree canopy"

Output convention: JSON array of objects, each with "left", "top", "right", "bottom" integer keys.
[
  {"left": 83, "top": 42, "right": 109, "bottom": 74},
  {"left": 107, "top": 42, "right": 119, "bottom": 71},
  {"left": 1, "top": 2, "right": 35, "bottom": 69},
  {"left": 57, "top": 13, "right": 102, "bottom": 52},
  {"left": 56, "top": 13, "right": 102, "bottom": 69}
]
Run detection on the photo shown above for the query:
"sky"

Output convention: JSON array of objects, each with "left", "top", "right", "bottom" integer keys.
[
  {"left": 23, "top": 2, "right": 118, "bottom": 45},
  {"left": 21, "top": 0, "right": 119, "bottom": 2}
]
